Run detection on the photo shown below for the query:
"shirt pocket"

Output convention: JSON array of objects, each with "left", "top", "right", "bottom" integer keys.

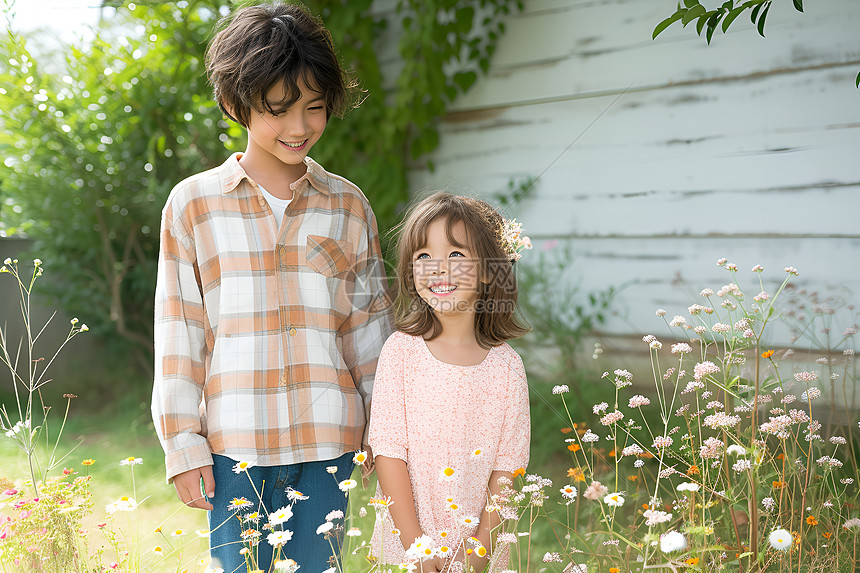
[{"left": 305, "top": 234, "right": 354, "bottom": 277}]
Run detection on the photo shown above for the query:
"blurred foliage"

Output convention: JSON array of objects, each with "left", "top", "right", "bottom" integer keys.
[
  {"left": 515, "top": 245, "right": 621, "bottom": 422},
  {"left": 0, "top": 0, "right": 521, "bottom": 375}
]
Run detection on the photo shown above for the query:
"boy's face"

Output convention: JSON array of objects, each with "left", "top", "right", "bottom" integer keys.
[{"left": 242, "top": 77, "right": 327, "bottom": 172}]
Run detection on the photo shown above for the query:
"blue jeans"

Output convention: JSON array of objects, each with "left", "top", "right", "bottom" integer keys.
[{"left": 208, "top": 453, "right": 354, "bottom": 573}]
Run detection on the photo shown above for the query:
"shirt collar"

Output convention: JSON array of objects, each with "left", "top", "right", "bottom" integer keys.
[{"left": 220, "top": 153, "right": 330, "bottom": 196}]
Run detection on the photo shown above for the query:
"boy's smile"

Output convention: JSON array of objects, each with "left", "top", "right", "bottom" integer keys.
[{"left": 237, "top": 76, "right": 327, "bottom": 187}]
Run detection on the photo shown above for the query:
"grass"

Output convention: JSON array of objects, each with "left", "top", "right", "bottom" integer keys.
[{"left": 0, "top": 368, "right": 602, "bottom": 572}]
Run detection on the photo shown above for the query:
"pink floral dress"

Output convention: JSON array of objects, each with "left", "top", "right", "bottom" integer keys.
[{"left": 367, "top": 331, "right": 530, "bottom": 568}]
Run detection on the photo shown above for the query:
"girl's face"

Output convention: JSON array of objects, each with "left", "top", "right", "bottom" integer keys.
[{"left": 411, "top": 217, "right": 482, "bottom": 315}]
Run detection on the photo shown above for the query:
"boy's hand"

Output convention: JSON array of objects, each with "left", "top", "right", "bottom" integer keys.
[{"left": 173, "top": 465, "right": 215, "bottom": 511}]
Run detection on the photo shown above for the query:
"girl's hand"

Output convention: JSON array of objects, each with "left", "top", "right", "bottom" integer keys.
[{"left": 422, "top": 555, "right": 447, "bottom": 573}]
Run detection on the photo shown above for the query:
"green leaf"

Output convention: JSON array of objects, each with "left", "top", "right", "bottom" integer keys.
[
  {"left": 455, "top": 6, "right": 475, "bottom": 34},
  {"left": 682, "top": 4, "right": 706, "bottom": 26},
  {"left": 453, "top": 70, "right": 478, "bottom": 92},
  {"left": 722, "top": 6, "right": 746, "bottom": 31},
  {"left": 683, "top": 0, "right": 699, "bottom": 7},
  {"left": 756, "top": 1, "right": 771, "bottom": 36},
  {"left": 750, "top": 2, "right": 763, "bottom": 23},
  {"left": 695, "top": 12, "right": 708, "bottom": 35},
  {"left": 706, "top": 11, "right": 722, "bottom": 43},
  {"left": 651, "top": 8, "right": 687, "bottom": 40},
  {"left": 793, "top": 0, "right": 803, "bottom": 11},
  {"left": 856, "top": 70, "right": 860, "bottom": 88}
]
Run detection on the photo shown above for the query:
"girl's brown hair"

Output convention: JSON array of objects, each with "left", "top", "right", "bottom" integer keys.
[
  {"left": 205, "top": 2, "right": 355, "bottom": 127},
  {"left": 394, "top": 192, "right": 530, "bottom": 348}
]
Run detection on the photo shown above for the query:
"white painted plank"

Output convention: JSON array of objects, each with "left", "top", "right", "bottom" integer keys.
[
  {"left": 410, "top": 66, "right": 860, "bottom": 236},
  {"left": 450, "top": 0, "right": 860, "bottom": 111}
]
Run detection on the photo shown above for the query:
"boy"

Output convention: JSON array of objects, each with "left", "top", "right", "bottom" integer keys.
[{"left": 152, "top": 4, "right": 392, "bottom": 572}]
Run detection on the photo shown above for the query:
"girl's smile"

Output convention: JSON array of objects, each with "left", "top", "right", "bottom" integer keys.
[{"left": 428, "top": 282, "right": 458, "bottom": 295}]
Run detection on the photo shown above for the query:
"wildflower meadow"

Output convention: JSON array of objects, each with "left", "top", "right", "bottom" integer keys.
[{"left": 2, "top": 255, "right": 858, "bottom": 573}]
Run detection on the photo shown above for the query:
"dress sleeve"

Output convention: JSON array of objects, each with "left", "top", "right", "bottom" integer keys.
[
  {"left": 367, "top": 333, "right": 408, "bottom": 462},
  {"left": 494, "top": 351, "right": 531, "bottom": 472}
]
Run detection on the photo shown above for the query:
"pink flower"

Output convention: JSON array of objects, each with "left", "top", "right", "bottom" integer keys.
[
  {"left": 784, "top": 267, "right": 799, "bottom": 276},
  {"left": 621, "top": 444, "right": 644, "bottom": 456},
  {"left": 693, "top": 361, "right": 720, "bottom": 381},
  {"left": 583, "top": 481, "right": 608, "bottom": 501},
  {"left": 3, "top": 489, "right": 17, "bottom": 496},
  {"left": 19, "top": 510, "right": 32, "bottom": 519},
  {"left": 699, "top": 437, "right": 724, "bottom": 459},
  {"left": 652, "top": 435, "right": 673, "bottom": 449},
  {"left": 794, "top": 371, "right": 818, "bottom": 383},
  {"left": 600, "top": 410, "right": 624, "bottom": 426}
]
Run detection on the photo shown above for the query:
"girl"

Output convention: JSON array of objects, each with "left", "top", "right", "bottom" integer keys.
[{"left": 368, "top": 192, "right": 531, "bottom": 572}]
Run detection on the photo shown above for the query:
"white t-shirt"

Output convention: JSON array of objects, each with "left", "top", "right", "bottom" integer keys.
[{"left": 259, "top": 184, "right": 292, "bottom": 229}]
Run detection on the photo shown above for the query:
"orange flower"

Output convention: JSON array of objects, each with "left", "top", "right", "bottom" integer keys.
[
  {"left": 806, "top": 515, "right": 818, "bottom": 526},
  {"left": 761, "top": 350, "right": 774, "bottom": 358},
  {"left": 776, "top": 453, "right": 785, "bottom": 460},
  {"left": 561, "top": 427, "right": 573, "bottom": 434},
  {"left": 512, "top": 468, "right": 525, "bottom": 478},
  {"left": 685, "top": 557, "right": 700, "bottom": 565},
  {"left": 567, "top": 467, "right": 586, "bottom": 482},
  {"left": 609, "top": 568, "right": 620, "bottom": 573},
  {"left": 608, "top": 449, "right": 616, "bottom": 457},
  {"left": 822, "top": 531, "right": 832, "bottom": 539},
  {"left": 642, "top": 503, "right": 649, "bottom": 510},
  {"left": 568, "top": 443, "right": 581, "bottom": 452},
  {"left": 640, "top": 451, "right": 654, "bottom": 458},
  {"left": 627, "top": 475, "right": 638, "bottom": 481},
  {"left": 772, "top": 480, "right": 786, "bottom": 488},
  {"left": 687, "top": 465, "right": 699, "bottom": 476},
  {"left": 82, "top": 459, "right": 95, "bottom": 466}
]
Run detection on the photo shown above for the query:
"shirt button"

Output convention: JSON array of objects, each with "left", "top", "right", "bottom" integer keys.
[
  {"left": 258, "top": 197, "right": 266, "bottom": 206},
  {"left": 280, "top": 373, "right": 287, "bottom": 384},
  {"left": 289, "top": 327, "right": 297, "bottom": 337}
]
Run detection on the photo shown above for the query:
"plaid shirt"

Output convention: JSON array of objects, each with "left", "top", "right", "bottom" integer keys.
[{"left": 153, "top": 153, "right": 393, "bottom": 481}]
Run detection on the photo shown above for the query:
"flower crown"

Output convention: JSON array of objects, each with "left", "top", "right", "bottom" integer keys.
[{"left": 499, "top": 218, "right": 532, "bottom": 262}]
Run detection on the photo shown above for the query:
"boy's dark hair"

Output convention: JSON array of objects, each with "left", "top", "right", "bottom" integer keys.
[
  {"left": 393, "top": 192, "right": 530, "bottom": 348},
  {"left": 206, "top": 2, "right": 353, "bottom": 127}
]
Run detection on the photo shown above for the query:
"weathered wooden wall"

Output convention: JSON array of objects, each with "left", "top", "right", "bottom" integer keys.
[{"left": 406, "top": 0, "right": 860, "bottom": 344}]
